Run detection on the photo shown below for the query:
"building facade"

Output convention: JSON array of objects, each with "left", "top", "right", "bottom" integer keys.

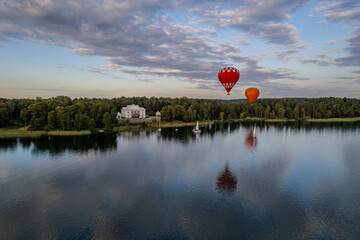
[{"left": 120, "top": 105, "right": 146, "bottom": 119}]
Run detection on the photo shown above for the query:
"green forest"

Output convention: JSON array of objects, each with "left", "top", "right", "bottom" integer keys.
[{"left": 0, "top": 96, "right": 359, "bottom": 131}]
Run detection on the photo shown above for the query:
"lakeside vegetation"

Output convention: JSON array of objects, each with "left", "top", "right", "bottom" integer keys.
[
  {"left": 0, "top": 96, "right": 358, "bottom": 137},
  {"left": 0, "top": 127, "right": 91, "bottom": 138},
  {"left": 306, "top": 117, "right": 360, "bottom": 122}
]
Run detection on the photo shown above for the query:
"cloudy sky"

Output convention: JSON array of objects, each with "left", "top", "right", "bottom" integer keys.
[{"left": 0, "top": 0, "right": 359, "bottom": 99}]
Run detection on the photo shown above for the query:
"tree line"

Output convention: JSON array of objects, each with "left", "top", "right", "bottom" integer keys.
[{"left": 0, "top": 96, "right": 359, "bottom": 131}]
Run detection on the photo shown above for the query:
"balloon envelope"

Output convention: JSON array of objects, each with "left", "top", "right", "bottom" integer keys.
[
  {"left": 245, "top": 88, "right": 260, "bottom": 104},
  {"left": 218, "top": 67, "right": 240, "bottom": 95}
]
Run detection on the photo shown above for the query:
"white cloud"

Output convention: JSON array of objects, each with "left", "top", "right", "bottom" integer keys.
[{"left": 325, "top": 40, "right": 336, "bottom": 44}]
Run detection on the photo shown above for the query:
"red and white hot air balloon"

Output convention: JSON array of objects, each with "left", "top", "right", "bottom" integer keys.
[{"left": 218, "top": 67, "right": 240, "bottom": 95}]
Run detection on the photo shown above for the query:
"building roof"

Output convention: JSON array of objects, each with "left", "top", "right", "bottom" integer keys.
[{"left": 121, "top": 104, "right": 145, "bottom": 110}]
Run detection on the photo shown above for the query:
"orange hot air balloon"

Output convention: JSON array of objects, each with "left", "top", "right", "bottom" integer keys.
[{"left": 245, "top": 88, "right": 260, "bottom": 104}]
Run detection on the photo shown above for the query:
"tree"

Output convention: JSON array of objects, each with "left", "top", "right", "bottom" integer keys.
[
  {"left": 6, "top": 101, "right": 15, "bottom": 118},
  {"left": 325, "top": 110, "right": 332, "bottom": 118},
  {"left": 285, "top": 107, "right": 294, "bottom": 119},
  {"left": 88, "top": 118, "right": 97, "bottom": 132},
  {"left": 103, "top": 112, "right": 113, "bottom": 132},
  {"left": 293, "top": 106, "right": 300, "bottom": 120},
  {"left": 59, "top": 112, "right": 72, "bottom": 130},
  {"left": 300, "top": 108, "right": 306, "bottom": 119},
  {"left": 219, "top": 112, "right": 225, "bottom": 121},
  {"left": 20, "top": 108, "right": 30, "bottom": 126},
  {"left": 264, "top": 106, "right": 271, "bottom": 118},
  {"left": 345, "top": 109, "right": 354, "bottom": 118},
  {"left": 74, "top": 111, "right": 83, "bottom": 130},
  {"left": 47, "top": 110, "right": 57, "bottom": 130},
  {"left": 28, "top": 102, "right": 48, "bottom": 130},
  {"left": 0, "top": 96, "right": 359, "bottom": 131},
  {"left": 269, "top": 110, "right": 276, "bottom": 119},
  {"left": 173, "top": 105, "right": 186, "bottom": 121},
  {"left": 187, "top": 107, "right": 197, "bottom": 122},
  {"left": 254, "top": 105, "right": 264, "bottom": 118},
  {"left": 160, "top": 106, "right": 173, "bottom": 121},
  {"left": 0, "top": 108, "right": 10, "bottom": 127},
  {"left": 277, "top": 107, "right": 285, "bottom": 119},
  {"left": 110, "top": 108, "right": 118, "bottom": 123}
]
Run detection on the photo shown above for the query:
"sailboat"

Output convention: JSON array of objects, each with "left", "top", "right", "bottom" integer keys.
[
  {"left": 193, "top": 121, "right": 201, "bottom": 133},
  {"left": 253, "top": 125, "right": 256, "bottom": 138}
]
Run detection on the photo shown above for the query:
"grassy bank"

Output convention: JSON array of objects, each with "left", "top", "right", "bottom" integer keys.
[
  {"left": 306, "top": 117, "right": 360, "bottom": 122},
  {"left": 0, "top": 127, "right": 91, "bottom": 138},
  {"left": 241, "top": 117, "right": 360, "bottom": 122},
  {"left": 149, "top": 121, "right": 215, "bottom": 128},
  {"left": 113, "top": 125, "right": 147, "bottom": 132},
  {"left": 241, "top": 117, "right": 294, "bottom": 122},
  {"left": 113, "top": 121, "right": 215, "bottom": 132}
]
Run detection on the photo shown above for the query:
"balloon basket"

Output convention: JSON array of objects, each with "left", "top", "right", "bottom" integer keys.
[{"left": 227, "top": 93, "right": 230, "bottom": 95}]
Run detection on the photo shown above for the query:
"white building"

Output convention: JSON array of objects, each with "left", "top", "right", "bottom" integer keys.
[
  {"left": 121, "top": 105, "right": 146, "bottom": 119},
  {"left": 116, "top": 112, "right": 122, "bottom": 120}
]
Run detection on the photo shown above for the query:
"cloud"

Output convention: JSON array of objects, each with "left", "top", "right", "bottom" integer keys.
[
  {"left": 316, "top": 0, "right": 360, "bottom": 66},
  {"left": 337, "top": 76, "right": 360, "bottom": 84},
  {"left": 299, "top": 58, "right": 334, "bottom": 66},
  {"left": 138, "top": 79, "right": 154, "bottom": 83},
  {"left": 0, "top": 0, "right": 324, "bottom": 95},
  {"left": 335, "top": 30, "right": 360, "bottom": 66},
  {"left": 315, "top": 53, "right": 332, "bottom": 59},
  {"left": 325, "top": 40, "right": 336, "bottom": 44},
  {"left": 316, "top": 0, "right": 360, "bottom": 24},
  {"left": 236, "top": 39, "right": 251, "bottom": 45},
  {"left": 276, "top": 49, "right": 300, "bottom": 59},
  {"left": 194, "top": 0, "right": 309, "bottom": 47}
]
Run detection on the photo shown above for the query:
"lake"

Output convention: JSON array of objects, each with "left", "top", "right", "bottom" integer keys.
[{"left": 0, "top": 122, "right": 359, "bottom": 239}]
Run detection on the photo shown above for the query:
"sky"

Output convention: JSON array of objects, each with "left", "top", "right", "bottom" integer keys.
[{"left": 0, "top": 0, "right": 359, "bottom": 99}]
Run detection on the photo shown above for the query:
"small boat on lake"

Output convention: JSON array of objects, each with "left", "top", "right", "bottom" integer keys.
[{"left": 193, "top": 121, "right": 201, "bottom": 133}]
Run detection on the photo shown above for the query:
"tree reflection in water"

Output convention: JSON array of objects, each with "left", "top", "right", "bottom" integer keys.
[
  {"left": 216, "top": 164, "right": 238, "bottom": 194},
  {"left": 0, "top": 133, "right": 118, "bottom": 155}
]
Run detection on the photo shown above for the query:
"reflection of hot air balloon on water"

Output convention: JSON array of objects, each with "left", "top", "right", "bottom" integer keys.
[
  {"left": 245, "top": 129, "right": 257, "bottom": 149},
  {"left": 218, "top": 67, "right": 240, "bottom": 95},
  {"left": 216, "top": 164, "right": 238, "bottom": 194},
  {"left": 245, "top": 88, "right": 260, "bottom": 104}
]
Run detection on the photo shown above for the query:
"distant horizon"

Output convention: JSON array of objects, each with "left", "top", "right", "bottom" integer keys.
[
  {"left": 1, "top": 95, "right": 359, "bottom": 101},
  {"left": 1, "top": 1, "right": 360, "bottom": 98}
]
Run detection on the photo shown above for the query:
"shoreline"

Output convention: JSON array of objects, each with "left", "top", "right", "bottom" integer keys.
[
  {"left": 1, "top": 117, "right": 359, "bottom": 138},
  {"left": 0, "top": 128, "right": 91, "bottom": 139}
]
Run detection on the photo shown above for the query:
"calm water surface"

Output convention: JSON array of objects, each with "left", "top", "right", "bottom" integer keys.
[{"left": 0, "top": 122, "right": 359, "bottom": 239}]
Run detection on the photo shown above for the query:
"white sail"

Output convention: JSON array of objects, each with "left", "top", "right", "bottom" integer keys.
[{"left": 193, "top": 121, "right": 201, "bottom": 133}]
